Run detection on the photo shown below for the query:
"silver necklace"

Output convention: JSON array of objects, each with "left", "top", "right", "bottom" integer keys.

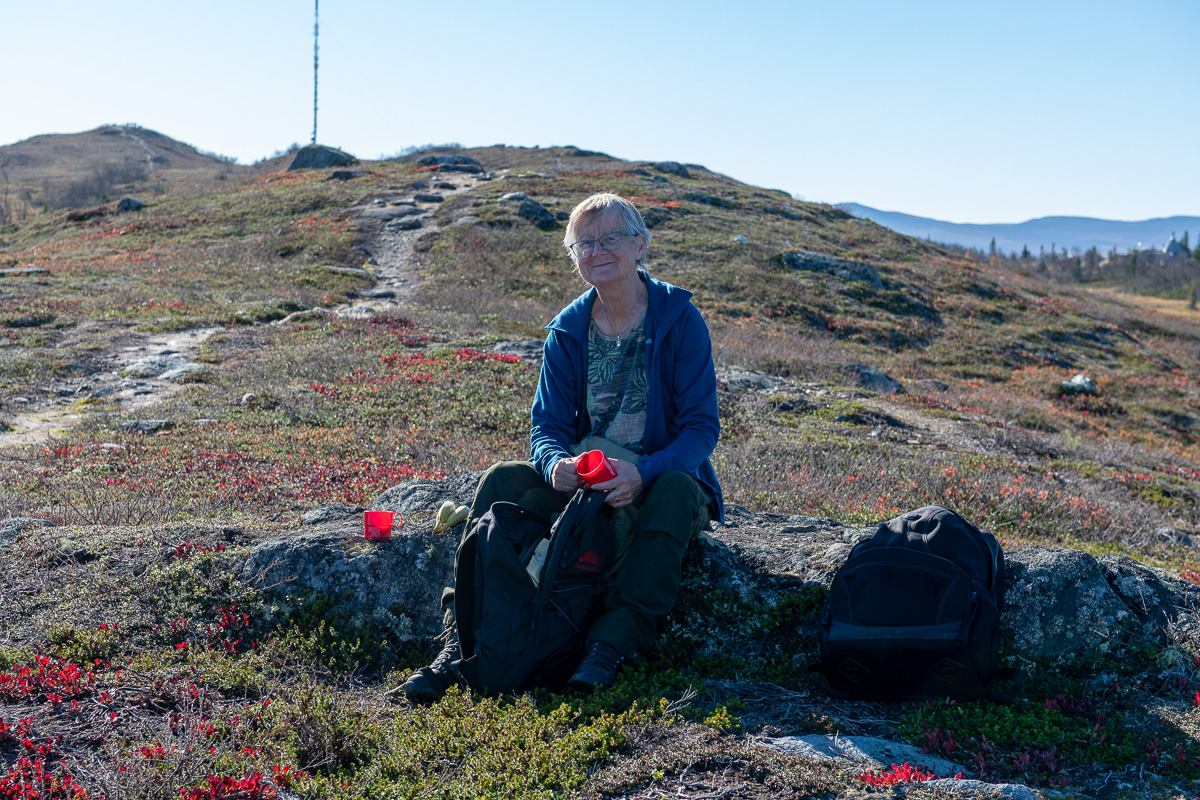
[{"left": 600, "top": 299, "right": 643, "bottom": 347}]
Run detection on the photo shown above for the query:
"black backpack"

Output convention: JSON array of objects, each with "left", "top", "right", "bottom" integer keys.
[
  {"left": 454, "top": 487, "right": 613, "bottom": 695},
  {"left": 818, "top": 504, "right": 1018, "bottom": 701}
]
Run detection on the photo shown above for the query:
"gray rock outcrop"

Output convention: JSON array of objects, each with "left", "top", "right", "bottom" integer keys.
[
  {"left": 287, "top": 144, "right": 356, "bottom": 171},
  {"left": 1059, "top": 373, "right": 1096, "bottom": 394},
  {"left": 116, "top": 197, "right": 144, "bottom": 213},
  {"left": 517, "top": 198, "right": 556, "bottom": 230},
  {"left": 361, "top": 206, "right": 423, "bottom": 221},
  {"left": 491, "top": 340, "right": 543, "bottom": 360},
  {"left": 766, "top": 734, "right": 967, "bottom": 777},
  {"left": 717, "top": 366, "right": 787, "bottom": 392},
  {"left": 123, "top": 354, "right": 207, "bottom": 381},
  {"left": 240, "top": 472, "right": 1200, "bottom": 669},
  {"left": 782, "top": 251, "right": 883, "bottom": 288},
  {"left": 0, "top": 517, "right": 53, "bottom": 543},
  {"left": 845, "top": 364, "right": 904, "bottom": 394},
  {"left": 652, "top": 161, "right": 690, "bottom": 178},
  {"left": 1003, "top": 548, "right": 1200, "bottom": 661},
  {"left": 242, "top": 473, "right": 483, "bottom": 641},
  {"left": 302, "top": 502, "right": 364, "bottom": 525},
  {"left": 119, "top": 419, "right": 174, "bottom": 435},
  {"left": 416, "top": 155, "right": 481, "bottom": 168},
  {"left": 124, "top": 354, "right": 188, "bottom": 377},
  {"left": 158, "top": 363, "right": 208, "bottom": 381}
]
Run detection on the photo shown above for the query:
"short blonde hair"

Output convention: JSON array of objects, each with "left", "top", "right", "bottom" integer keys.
[{"left": 562, "top": 193, "right": 652, "bottom": 268}]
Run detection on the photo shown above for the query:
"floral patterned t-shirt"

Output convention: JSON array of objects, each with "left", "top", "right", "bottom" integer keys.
[{"left": 585, "top": 314, "right": 648, "bottom": 454}]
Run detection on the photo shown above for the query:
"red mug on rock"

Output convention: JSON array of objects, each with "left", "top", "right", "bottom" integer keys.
[
  {"left": 577, "top": 450, "right": 618, "bottom": 486},
  {"left": 364, "top": 510, "right": 396, "bottom": 540}
]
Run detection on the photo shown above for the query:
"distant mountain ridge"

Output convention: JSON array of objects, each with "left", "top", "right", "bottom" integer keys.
[{"left": 840, "top": 203, "right": 1200, "bottom": 256}]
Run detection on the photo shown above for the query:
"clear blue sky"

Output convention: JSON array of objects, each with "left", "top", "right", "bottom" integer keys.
[{"left": 5, "top": 0, "right": 1197, "bottom": 224}]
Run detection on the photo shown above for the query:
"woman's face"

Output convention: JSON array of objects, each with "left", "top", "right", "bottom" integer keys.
[{"left": 573, "top": 211, "right": 645, "bottom": 290}]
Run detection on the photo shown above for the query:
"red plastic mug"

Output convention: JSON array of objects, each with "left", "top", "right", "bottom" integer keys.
[
  {"left": 577, "top": 450, "right": 618, "bottom": 486},
  {"left": 364, "top": 510, "right": 396, "bottom": 540}
]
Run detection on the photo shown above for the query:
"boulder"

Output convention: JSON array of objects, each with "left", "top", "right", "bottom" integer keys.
[
  {"left": 273, "top": 308, "right": 331, "bottom": 326},
  {"left": 685, "top": 192, "right": 736, "bottom": 209},
  {"left": 287, "top": 144, "right": 356, "bottom": 171},
  {"left": 491, "top": 340, "right": 543, "bottom": 360},
  {"left": 416, "top": 155, "right": 481, "bottom": 167},
  {"left": 123, "top": 354, "right": 188, "bottom": 377},
  {"left": 732, "top": 235, "right": 750, "bottom": 243},
  {"left": 116, "top": 197, "right": 145, "bottom": 213},
  {"left": 242, "top": 473, "right": 483, "bottom": 641},
  {"left": 322, "top": 265, "right": 372, "bottom": 278},
  {"left": 782, "top": 251, "right": 882, "bottom": 288},
  {"left": 302, "top": 502, "right": 364, "bottom": 526},
  {"left": 642, "top": 206, "right": 684, "bottom": 229},
  {"left": 329, "top": 170, "right": 368, "bottom": 180},
  {"left": 1001, "top": 548, "right": 1200, "bottom": 661},
  {"left": 119, "top": 419, "right": 174, "bottom": 435},
  {"left": 653, "top": 161, "right": 690, "bottom": 178},
  {"left": 1059, "top": 373, "right": 1096, "bottom": 395},
  {"left": 158, "top": 363, "right": 208, "bottom": 381},
  {"left": 361, "top": 206, "right": 423, "bottom": 221},
  {"left": 386, "top": 218, "right": 422, "bottom": 232},
  {"left": 0, "top": 517, "right": 53, "bottom": 543},
  {"left": 766, "top": 734, "right": 967, "bottom": 777},
  {"left": 413, "top": 193, "right": 444, "bottom": 203},
  {"left": 717, "top": 366, "right": 786, "bottom": 392},
  {"left": 498, "top": 192, "right": 528, "bottom": 203},
  {"left": 517, "top": 198, "right": 556, "bottom": 230},
  {"left": 845, "top": 364, "right": 903, "bottom": 395}
]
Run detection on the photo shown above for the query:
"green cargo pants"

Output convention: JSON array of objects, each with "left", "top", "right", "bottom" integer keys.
[{"left": 442, "top": 460, "right": 711, "bottom": 661}]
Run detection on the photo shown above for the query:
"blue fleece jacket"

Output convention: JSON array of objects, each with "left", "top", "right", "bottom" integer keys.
[{"left": 530, "top": 271, "right": 724, "bottom": 522}]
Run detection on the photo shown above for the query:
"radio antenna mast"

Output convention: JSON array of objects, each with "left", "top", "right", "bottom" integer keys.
[{"left": 312, "top": 0, "right": 319, "bottom": 144}]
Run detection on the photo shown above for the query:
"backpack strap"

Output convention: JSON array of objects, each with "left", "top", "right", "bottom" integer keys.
[
  {"left": 452, "top": 523, "right": 483, "bottom": 660},
  {"left": 531, "top": 487, "right": 606, "bottom": 627}
]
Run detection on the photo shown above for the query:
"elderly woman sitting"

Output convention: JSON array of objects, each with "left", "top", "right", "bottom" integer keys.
[{"left": 404, "top": 191, "right": 723, "bottom": 702}]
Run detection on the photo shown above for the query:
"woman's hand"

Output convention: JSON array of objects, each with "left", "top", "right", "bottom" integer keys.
[
  {"left": 593, "top": 459, "right": 643, "bottom": 509},
  {"left": 551, "top": 456, "right": 584, "bottom": 493}
]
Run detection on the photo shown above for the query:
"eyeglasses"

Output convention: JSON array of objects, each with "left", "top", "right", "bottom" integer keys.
[{"left": 566, "top": 231, "right": 635, "bottom": 258}]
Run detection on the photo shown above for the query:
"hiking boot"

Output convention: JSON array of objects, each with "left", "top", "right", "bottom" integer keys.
[
  {"left": 403, "top": 630, "right": 461, "bottom": 704},
  {"left": 567, "top": 640, "right": 625, "bottom": 690}
]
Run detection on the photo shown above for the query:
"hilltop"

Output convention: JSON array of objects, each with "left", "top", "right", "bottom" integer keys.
[
  {"left": 0, "top": 125, "right": 289, "bottom": 218},
  {"left": 0, "top": 137, "right": 1199, "bottom": 798}
]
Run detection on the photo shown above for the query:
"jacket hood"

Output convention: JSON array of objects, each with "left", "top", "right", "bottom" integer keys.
[{"left": 545, "top": 271, "right": 693, "bottom": 341}]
